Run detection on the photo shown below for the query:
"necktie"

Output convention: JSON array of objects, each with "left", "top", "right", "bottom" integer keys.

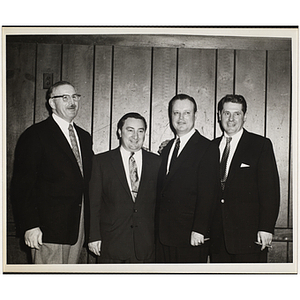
[
  {"left": 129, "top": 152, "right": 139, "bottom": 201},
  {"left": 68, "top": 124, "right": 83, "bottom": 175},
  {"left": 169, "top": 138, "right": 180, "bottom": 172},
  {"left": 220, "top": 137, "right": 232, "bottom": 190}
]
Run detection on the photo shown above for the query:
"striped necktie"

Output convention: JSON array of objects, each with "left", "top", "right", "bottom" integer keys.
[
  {"left": 129, "top": 152, "right": 139, "bottom": 201},
  {"left": 68, "top": 124, "right": 83, "bottom": 175}
]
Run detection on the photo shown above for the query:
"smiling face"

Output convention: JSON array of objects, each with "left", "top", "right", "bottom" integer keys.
[
  {"left": 219, "top": 102, "right": 247, "bottom": 136},
  {"left": 118, "top": 117, "right": 146, "bottom": 152},
  {"left": 49, "top": 84, "right": 79, "bottom": 123},
  {"left": 171, "top": 99, "right": 196, "bottom": 137}
]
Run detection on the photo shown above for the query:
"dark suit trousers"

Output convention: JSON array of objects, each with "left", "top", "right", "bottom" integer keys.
[
  {"left": 156, "top": 238, "right": 209, "bottom": 263},
  {"left": 210, "top": 229, "right": 268, "bottom": 263}
]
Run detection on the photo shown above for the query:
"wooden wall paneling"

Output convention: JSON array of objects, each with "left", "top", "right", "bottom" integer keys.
[
  {"left": 268, "top": 242, "right": 288, "bottom": 263},
  {"left": 266, "top": 50, "right": 291, "bottom": 228},
  {"left": 111, "top": 46, "right": 152, "bottom": 150},
  {"left": 235, "top": 50, "right": 266, "bottom": 136},
  {"left": 177, "top": 49, "right": 216, "bottom": 140},
  {"left": 151, "top": 47, "right": 177, "bottom": 154},
  {"left": 6, "top": 43, "right": 36, "bottom": 263},
  {"left": 92, "top": 45, "right": 112, "bottom": 154},
  {"left": 215, "top": 49, "right": 235, "bottom": 138},
  {"left": 35, "top": 43, "right": 61, "bottom": 123},
  {"left": 62, "top": 44, "right": 94, "bottom": 133}
]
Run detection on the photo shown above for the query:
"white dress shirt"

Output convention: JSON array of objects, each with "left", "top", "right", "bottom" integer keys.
[
  {"left": 219, "top": 128, "right": 244, "bottom": 178},
  {"left": 52, "top": 113, "right": 82, "bottom": 158},
  {"left": 167, "top": 128, "right": 196, "bottom": 174},
  {"left": 120, "top": 146, "right": 143, "bottom": 197}
]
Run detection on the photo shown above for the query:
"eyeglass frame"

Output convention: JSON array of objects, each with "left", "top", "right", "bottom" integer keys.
[{"left": 50, "top": 93, "right": 81, "bottom": 102}]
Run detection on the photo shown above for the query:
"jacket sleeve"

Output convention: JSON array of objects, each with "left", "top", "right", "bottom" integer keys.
[
  {"left": 192, "top": 142, "right": 220, "bottom": 236},
  {"left": 257, "top": 138, "right": 280, "bottom": 234},
  {"left": 88, "top": 155, "right": 103, "bottom": 242},
  {"left": 11, "top": 127, "right": 42, "bottom": 233}
]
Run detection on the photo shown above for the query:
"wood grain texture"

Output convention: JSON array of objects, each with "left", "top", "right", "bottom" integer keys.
[
  {"left": 151, "top": 47, "right": 177, "bottom": 153},
  {"left": 177, "top": 49, "right": 216, "bottom": 140},
  {"left": 266, "top": 50, "right": 291, "bottom": 228},
  {"left": 92, "top": 45, "right": 112, "bottom": 154},
  {"left": 215, "top": 49, "right": 235, "bottom": 138},
  {"left": 62, "top": 44, "right": 94, "bottom": 132},
  {"left": 111, "top": 46, "right": 152, "bottom": 150},
  {"left": 235, "top": 50, "right": 266, "bottom": 136},
  {"left": 35, "top": 43, "right": 61, "bottom": 123}
]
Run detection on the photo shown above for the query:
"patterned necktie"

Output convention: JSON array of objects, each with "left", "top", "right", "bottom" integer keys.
[
  {"left": 220, "top": 136, "right": 232, "bottom": 190},
  {"left": 68, "top": 124, "right": 83, "bottom": 175},
  {"left": 169, "top": 138, "right": 180, "bottom": 172},
  {"left": 129, "top": 152, "right": 139, "bottom": 201}
]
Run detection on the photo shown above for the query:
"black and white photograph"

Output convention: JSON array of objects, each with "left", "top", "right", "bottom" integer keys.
[{"left": 2, "top": 26, "right": 298, "bottom": 274}]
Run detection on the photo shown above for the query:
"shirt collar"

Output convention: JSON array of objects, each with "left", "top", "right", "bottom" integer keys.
[
  {"left": 223, "top": 128, "right": 244, "bottom": 142},
  {"left": 120, "top": 145, "right": 142, "bottom": 158},
  {"left": 52, "top": 113, "right": 74, "bottom": 129},
  {"left": 177, "top": 128, "right": 196, "bottom": 144}
]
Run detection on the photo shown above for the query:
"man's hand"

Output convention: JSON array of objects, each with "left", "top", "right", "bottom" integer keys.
[
  {"left": 190, "top": 231, "right": 205, "bottom": 246},
  {"left": 257, "top": 231, "right": 273, "bottom": 250},
  {"left": 88, "top": 240, "right": 102, "bottom": 256},
  {"left": 24, "top": 227, "right": 43, "bottom": 250}
]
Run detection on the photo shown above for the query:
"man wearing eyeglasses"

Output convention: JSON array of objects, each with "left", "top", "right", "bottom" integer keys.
[{"left": 11, "top": 81, "right": 93, "bottom": 264}]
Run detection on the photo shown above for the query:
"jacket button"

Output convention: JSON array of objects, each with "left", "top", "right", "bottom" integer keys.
[
  {"left": 221, "top": 199, "right": 225, "bottom": 204},
  {"left": 133, "top": 209, "right": 138, "bottom": 213},
  {"left": 130, "top": 225, "right": 134, "bottom": 228}
]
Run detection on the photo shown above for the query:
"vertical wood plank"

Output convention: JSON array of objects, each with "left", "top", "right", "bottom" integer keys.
[
  {"left": 35, "top": 43, "right": 61, "bottom": 123},
  {"left": 92, "top": 45, "right": 112, "bottom": 154},
  {"left": 151, "top": 47, "right": 177, "bottom": 153},
  {"left": 215, "top": 49, "right": 235, "bottom": 138},
  {"left": 177, "top": 49, "right": 216, "bottom": 140},
  {"left": 267, "top": 50, "right": 291, "bottom": 228},
  {"left": 235, "top": 50, "right": 266, "bottom": 136},
  {"left": 111, "top": 46, "right": 152, "bottom": 150},
  {"left": 62, "top": 44, "right": 94, "bottom": 132}
]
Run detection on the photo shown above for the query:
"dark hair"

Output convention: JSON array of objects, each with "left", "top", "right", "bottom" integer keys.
[
  {"left": 117, "top": 112, "right": 147, "bottom": 138},
  {"left": 217, "top": 94, "right": 247, "bottom": 114},
  {"left": 168, "top": 94, "right": 197, "bottom": 117},
  {"left": 46, "top": 81, "right": 75, "bottom": 101}
]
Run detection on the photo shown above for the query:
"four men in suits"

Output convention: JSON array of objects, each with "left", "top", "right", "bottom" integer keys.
[
  {"left": 11, "top": 81, "right": 93, "bottom": 264},
  {"left": 210, "top": 94, "right": 280, "bottom": 263},
  {"left": 155, "top": 94, "right": 220, "bottom": 263},
  {"left": 88, "top": 112, "right": 161, "bottom": 263},
  {"left": 12, "top": 86, "right": 280, "bottom": 264}
]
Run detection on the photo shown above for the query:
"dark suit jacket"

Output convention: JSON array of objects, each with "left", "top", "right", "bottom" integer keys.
[
  {"left": 157, "top": 130, "right": 220, "bottom": 248},
  {"left": 210, "top": 129, "right": 280, "bottom": 254},
  {"left": 11, "top": 116, "right": 93, "bottom": 245},
  {"left": 89, "top": 148, "right": 161, "bottom": 261}
]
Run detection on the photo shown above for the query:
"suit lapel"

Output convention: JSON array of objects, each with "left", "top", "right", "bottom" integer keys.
[
  {"left": 163, "top": 131, "right": 200, "bottom": 185},
  {"left": 226, "top": 130, "right": 250, "bottom": 185},
  {"left": 110, "top": 148, "right": 132, "bottom": 199},
  {"left": 135, "top": 149, "right": 152, "bottom": 202}
]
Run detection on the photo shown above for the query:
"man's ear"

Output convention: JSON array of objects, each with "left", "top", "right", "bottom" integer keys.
[
  {"left": 217, "top": 111, "right": 221, "bottom": 122},
  {"left": 48, "top": 98, "right": 56, "bottom": 110},
  {"left": 117, "top": 128, "right": 122, "bottom": 139}
]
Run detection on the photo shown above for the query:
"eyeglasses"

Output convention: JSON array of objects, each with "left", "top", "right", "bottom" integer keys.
[{"left": 51, "top": 94, "right": 81, "bottom": 102}]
